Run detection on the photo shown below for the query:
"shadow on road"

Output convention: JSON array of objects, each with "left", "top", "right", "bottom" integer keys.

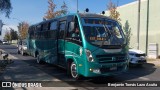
[
  {"left": 21, "top": 59, "right": 157, "bottom": 87},
  {"left": 0, "top": 57, "right": 157, "bottom": 87},
  {"left": 0, "top": 45, "right": 157, "bottom": 87}
]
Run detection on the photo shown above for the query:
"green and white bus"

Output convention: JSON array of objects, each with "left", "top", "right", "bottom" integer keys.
[{"left": 27, "top": 13, "right": 129, "bottom": 79}]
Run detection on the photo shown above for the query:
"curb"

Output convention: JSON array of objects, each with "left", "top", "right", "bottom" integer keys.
[{"left": 147, "top": 60, "right": 160, "bottom": 67}]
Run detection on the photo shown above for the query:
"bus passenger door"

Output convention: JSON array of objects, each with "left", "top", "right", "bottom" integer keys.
[{"left": 58, "top": 21, "right": 66, "bottom": 67}]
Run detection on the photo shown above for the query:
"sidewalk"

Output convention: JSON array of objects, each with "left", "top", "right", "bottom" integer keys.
[
  {"left": 0, "top": 53, "right": 78, "bottom": 90},
  {"left": 147, "top": 59, "right": 160, "bottom": 67},
  {"left": 0, "top": 49, "right": 58, "bottom": 81}
]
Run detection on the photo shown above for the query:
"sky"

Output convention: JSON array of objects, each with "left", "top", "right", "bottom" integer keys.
[{"left": 0, "top": 0, "right": 135, "bottom": 40}]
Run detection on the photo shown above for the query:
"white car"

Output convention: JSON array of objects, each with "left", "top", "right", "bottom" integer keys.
[
  {"left": 129, "top": 49, "right": 147, "bottom": 66},
  {"left": 2, "top": 40, "right": 9, "bottom": 44},
  {"left": 17, "top": 40, "right": 27, "bottom": 55}
]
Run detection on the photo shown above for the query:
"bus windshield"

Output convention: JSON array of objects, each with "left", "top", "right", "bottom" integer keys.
[{"left": 82, "top": 18, "right": 126, "bottom": 47}]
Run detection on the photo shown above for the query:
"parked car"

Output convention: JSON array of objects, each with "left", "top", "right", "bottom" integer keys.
[
  {"left": 2, "top": 40, "right": 9, "bottom": 45},
  {"left": 129, "top": 49, "right": 147, "bottom": 66},
  {"left": 17, "top": 40, "right": 27, "bottom": 55},
  {"left": 0, "top": 40, "right": 2, "bottom": 44}
]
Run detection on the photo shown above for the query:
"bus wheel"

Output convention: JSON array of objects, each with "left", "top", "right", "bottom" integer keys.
[
  {"left": 34, "top": 51, "right": 38, "bottom": 58},
  {"left": 70, "top": 62, "right": 79, "bottom": 79},
  {"left": 21, "top": 50, "right": 24, "bottom": 56},
  {"left": 17, "top": 50, "right": 20, "bottom": 54},
  {"left": 36, "top": 55, "right": 41, "bottom": 64}
]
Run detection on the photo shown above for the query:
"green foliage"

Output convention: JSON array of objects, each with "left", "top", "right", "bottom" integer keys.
[
  {"left": 60, "top": 1, "right": 68, "bottom": 15},
  {"left": 0, "top": 0, "right": 12, "bottom": 18},
  {"left": 4, "top": 30, "right": 11, "bottom": 42},
  {"left": 44, "top": 0, "right": 68, "bottom": 20},
  {"left": 10, "top": 28, "right": 18, "bottom": 40},
  {"left": 3, "top": 28, "right": 18, "bottom": 43},
  {"left": 44, "top": 0, "right": 56, "bottom": 19},
  {"left": 17, "top": 21, "right": 29, "bottom": 39},
  {"left": 123, "top": 20, "right": 132, "bottom": 47}
]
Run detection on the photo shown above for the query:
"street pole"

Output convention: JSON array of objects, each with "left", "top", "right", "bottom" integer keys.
[
  {"left": 146, "top": 0, "right": 149, "bottom": 55},
  {"left": 137, "top": 0, "right": 141, "bottom": 50}
]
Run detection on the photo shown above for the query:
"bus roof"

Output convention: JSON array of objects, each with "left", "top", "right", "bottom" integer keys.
[
  {"left": 78, "top": 13, "right": 110, "bottom": 19},
  {"left": 29, "top": 13, "right": 112, "bottom": 27}
]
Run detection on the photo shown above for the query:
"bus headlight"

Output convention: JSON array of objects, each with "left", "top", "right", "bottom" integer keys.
[{"left": 85, "top": 49, "right": 94, "bottom": 62}]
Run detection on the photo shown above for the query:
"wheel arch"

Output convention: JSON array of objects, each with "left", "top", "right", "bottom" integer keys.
[{"left": 66, "top": 56, "right": 78, "bottom": 75}]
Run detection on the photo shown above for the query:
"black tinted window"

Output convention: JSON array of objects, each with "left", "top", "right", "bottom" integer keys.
[{"left": 59, "top": 21, "right": 66, "bottom": 39}]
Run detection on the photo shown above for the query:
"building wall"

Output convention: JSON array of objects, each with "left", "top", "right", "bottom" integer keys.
[{"left": 105, "top": 0, "right": 160, "bottom": 56}]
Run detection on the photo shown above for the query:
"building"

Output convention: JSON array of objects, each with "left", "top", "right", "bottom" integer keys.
[{"left": 105, "top": 0, "right": 160, "bottom": 58}]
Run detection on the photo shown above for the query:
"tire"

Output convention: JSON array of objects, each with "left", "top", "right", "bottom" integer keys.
[
  {"left": 34, "top": 53, "right": 36, "bottom": 58},
  {"left": 21, "top": 50, "right": 24, "bottom": 56},
  {"left": 137, "top": 64, "right": 143, "bottom": 67},
  {"left": 70, "top": 62, "right": 80, "bottom": 79},
  {"left": 37, "top": 55, "right": 40, "bottom": 64},
  {"left": 36, "top": 55, "right": 43, "bottom": 64},
  {"left": 34, "top": 51, "right": 38, "bottom": 58},
  {"left": 17, "top": 50, "right": 20, "bottom": 54}
]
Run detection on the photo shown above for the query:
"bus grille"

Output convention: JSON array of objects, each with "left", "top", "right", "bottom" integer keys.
[
  {"left": 96, "top": 54, "right": 126, "bottom": 63},
  {"left": 135, "top": 54, "right": 146, "bottom": 57},
  {"left": 100, "top": 66, "right": 124, "bottom": 73}
]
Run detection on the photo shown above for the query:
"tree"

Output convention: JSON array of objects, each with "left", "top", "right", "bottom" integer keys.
[
  {"left": 0, "top": 0, "right": 12, "bottom": 18},
  {"left": 54, "top": 1, "right": 68, "bottom": 17},
  {"left": 44, "top": 0, "right": 56, "bottom": 19},
  {"left": 3, "top": 28, "right": 18, "bottom": 43},
  {"left": 43, "top": 0, "right": 68, "bottom": 20},
  {"left": 17, "top": 21, "right": 29, "bottom": 39},
  {"left": 10, "top": 28, "right": 18, "bottom": 40},
  {"left": 60, "top": 1, "right": 68, "bottom": 15},
  {"left": 4, "top": 30, "right": 11, "bottom": 42},
  {"left": 107, "top": 0, "right": 120, "bottom": 21},
  {"left": 123, "top": 20, "right": 132, "bottom": 47}
]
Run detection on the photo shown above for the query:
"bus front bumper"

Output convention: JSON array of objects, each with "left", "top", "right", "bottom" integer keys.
[{"left": 83, "top": 62, "right": 128, "bottom": 77}]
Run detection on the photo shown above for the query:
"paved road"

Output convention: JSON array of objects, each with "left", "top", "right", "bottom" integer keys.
[{"left": 0, "top": 45, "right": 160, "bottom": 90}]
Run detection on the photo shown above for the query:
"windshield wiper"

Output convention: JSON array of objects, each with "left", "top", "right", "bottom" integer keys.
[
  {"left": 104, "top": 24, "right": 112, "bottom": 36},
  {"left": 95, "top": 27, "right": 101, "bottom": 37},
  {"left": 100, "top": 24, "right": 111, "bottom": 47}
]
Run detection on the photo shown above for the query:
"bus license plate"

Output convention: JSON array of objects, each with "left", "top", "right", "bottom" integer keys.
[{"left": 110, "top": 67, "right": 117, "bottom": 71}]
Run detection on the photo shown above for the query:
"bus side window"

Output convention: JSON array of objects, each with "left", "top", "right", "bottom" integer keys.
[
  {"left": 68, "top": 21, "right": 81, "bottom": 41},
  {"left": 43, "top": 23, "right": 49, "bottom": 31},
  {"left": 30, "top": 28, "right": 35, "bottom": 39},
  {"left": 67, "top": 22, "right": 75, "bottom": 38},
  {"left": 28, "top": 27, "right": 31, "bottom": 39},
  {"left": 37, "top": 25, "right": 41, "bottom": 31},
  {"left": 50, "top": 21, "right": 57, "bottom": 30},
  {"left": 50, "top": 21, "right": 57, "bottom": 39},
  {"left": 72, "top": 24, "right": 80, "bottom": 38},
  {"left": 59, "top": 21, "right": 66, "bottom": 39}
]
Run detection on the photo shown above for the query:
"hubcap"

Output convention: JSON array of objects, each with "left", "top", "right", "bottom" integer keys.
[
  {"left": 22, "top": 50, "right": 24, "bottom": 55},
  {"left": 37, "top": 55, "right": 40, "bottom": 63},
  {"left": 71, "top": 62, "right": 78, "bottom": 78}
]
